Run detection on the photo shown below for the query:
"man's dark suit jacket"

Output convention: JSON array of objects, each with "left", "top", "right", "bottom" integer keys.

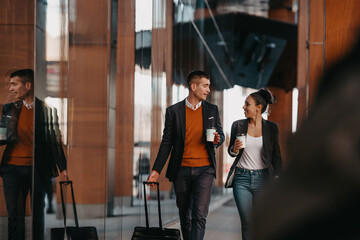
[
  {"left": 226, "top": 118, "right": 282, "bottom": 180},
  {"left": 152, "top": 99, "right": 225, "bottom": 182},
  {"left": 0, "top": 98, "right": 67, "bottom": 179}
]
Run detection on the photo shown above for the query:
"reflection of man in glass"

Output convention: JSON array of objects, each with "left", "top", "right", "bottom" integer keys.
[{"left": 0, "top": 69, "right": 67, "bottom": 240}]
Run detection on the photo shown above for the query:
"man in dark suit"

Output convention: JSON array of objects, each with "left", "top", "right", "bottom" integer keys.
[
  {"left": 0, "top": 69, "right": 67, "bottom": 240},
  {"left": 147, "top": 70, "right": 225, "bottom": 240}
]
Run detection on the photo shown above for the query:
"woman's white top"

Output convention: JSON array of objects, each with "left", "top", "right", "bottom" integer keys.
[{"left": 237, "top": 134, "right": 267, "bottom": 170}]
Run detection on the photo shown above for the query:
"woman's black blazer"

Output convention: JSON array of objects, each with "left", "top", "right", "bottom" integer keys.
[{"left": 227, "top": 118, "right": 282, "bottom": 177}]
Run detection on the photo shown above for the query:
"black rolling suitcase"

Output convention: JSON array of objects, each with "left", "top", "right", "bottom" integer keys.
[
  {"left": 131, "top": 182, "right": 181, "bottom": 240},
  {"left": 51, "top": 181, "right": 98, "bottom": 240}
]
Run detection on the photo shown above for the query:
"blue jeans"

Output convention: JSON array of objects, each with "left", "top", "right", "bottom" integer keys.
[
  {"left": 232, "top": 167, "right": 269, "bottom": 240},
  {"left": 173, "top": 165, "right": 215, "bottom": 240}
]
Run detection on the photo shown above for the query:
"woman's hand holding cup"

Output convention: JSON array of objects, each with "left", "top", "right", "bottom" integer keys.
[{"left": 233, "top": 134, "right": 246, "bottom": 153}]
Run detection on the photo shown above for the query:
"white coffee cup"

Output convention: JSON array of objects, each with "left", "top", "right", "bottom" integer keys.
[
  {"left": 206, "top": 128, "right": 216, "bottom": 142},
  {"left": 0, "top": 127, "right": 6, "bottom": 141},
  {"left": 236, "top": 134, "right": 246, "bottom": 148}
]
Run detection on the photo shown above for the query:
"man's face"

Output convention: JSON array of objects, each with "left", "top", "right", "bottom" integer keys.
[
  {"left": 191, "top": 77, "right": 210, "bottom": 101},
  {"left": 9, "top": 76, "right": 32, "bottom": 100}
]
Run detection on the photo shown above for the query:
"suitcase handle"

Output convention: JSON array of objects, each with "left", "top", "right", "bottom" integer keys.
[
  {"left": 143, "top": 182, "right": 163, "bottom": 230},
  {"left": 59, "top": 181, "right": 80, "bottom": 231}
]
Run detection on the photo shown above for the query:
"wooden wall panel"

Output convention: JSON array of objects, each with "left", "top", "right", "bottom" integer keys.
[
  {"left": 298, "top": 0, "right": 360, "bottom": 129},
  {"left": 149, "top": 0, "right": 175, "bottom": 192},
  {"left": 151, "top": 28, "right": 170, "bottom": 190},
  {"left": 268, "top": 87, "right": 292, "bottom": 166},
  {"left": 0, "top": 25, "right": 34, "bottom": 103},
  {"left": 67, "top": 147, "right": 107, "bottom": 203},
  {"left": 307, "top": 0, "right": 325, "bottom": 109},
  {"left": 325, "top": 0, "right": 360, "bottom": 70},
  {"left": 70, "top": 107, "right": 107, "bottom": 147},
  {"left": 70, "top": 0, "right": 108, "bottom": 44},
  {"left": 268, "top": 0, "right": 296, "bottom": 24},
  {"left": 0, "top": 0, "right": 34, "bottom": 25},
  {"left": 297, "top": 0, "right": 309, "bottom": 128},
  {"left": 68, "top": 46, "right": 108, "bottom": 107},
  {"left": 114, "top": 0, "right": 135, "bottom": 198},
  {"left": 65, "top": 0, "right": 109, "bottom": 213},
  {"left": 0, "top": 0, "right": 35, "bottom": 218},
  {"left": 297, "top": 0, "right": 325, "bottom": 126}
]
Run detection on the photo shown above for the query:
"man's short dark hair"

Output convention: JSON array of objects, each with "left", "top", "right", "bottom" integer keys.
[
  {"left": 10, "top": 69, "right": 34, "bottom": 85},
  {"left": 186, "top": 70, "right": 210, "bottom": 87}
]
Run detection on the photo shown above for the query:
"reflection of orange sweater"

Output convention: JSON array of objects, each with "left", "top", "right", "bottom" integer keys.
[
  {"left": 4, "top": 105, "right": 33, "bottom": 166},
  {"left": 181, "top": 105, "right": 210, "bottom": 167}
]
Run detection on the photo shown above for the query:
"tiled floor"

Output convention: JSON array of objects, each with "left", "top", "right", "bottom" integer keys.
[
  {"left": 204, "top": 198, "right": 241, "bottom": 240},
  {"left": 0, "top": 194, "right": 241, "bottom": 239},
  {"left": 166, "top": 195, "right": 242, "bottom": 240}
]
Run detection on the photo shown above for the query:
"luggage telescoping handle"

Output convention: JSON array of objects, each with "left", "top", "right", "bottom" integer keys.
[
  {"left": 143, "top": 182, "right": 163, "bottom": 230},
  {"left": 59, "top": 181, "right": 80, "bottom": 230}
]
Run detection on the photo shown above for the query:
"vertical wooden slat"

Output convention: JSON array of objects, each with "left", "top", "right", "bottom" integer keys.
[
  {"left": 150, "top": 0, "right": 174, "bottom": 192},
  {"left": 325, "top": 0, "right": 360, "bottom": 70},
  {"left": 114, "top": 0, "right": 135, "bottom": 201},
  {"left": 0, "top": 0, "right": 35, "bottom": 217},
  {"left": 297, "top": 0, "right": 325, "bottom": 127}
]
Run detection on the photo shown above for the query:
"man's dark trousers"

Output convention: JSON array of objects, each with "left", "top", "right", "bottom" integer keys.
[
  {"left": 2, "top": 165, "right": 32, "bottom": 240},
  {"left": 32, "top": 170, "right": 47, "bottom": 240},
  {"left": 173, "top": 165, "right": 215, "bottom": 240},
  {"left": 1, "top": 165, "right": 46, "bottom": 240}
]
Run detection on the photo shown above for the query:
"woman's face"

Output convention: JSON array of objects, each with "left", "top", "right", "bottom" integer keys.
[{"left": 243, "top": 96, "right": 261, "bottom": 118}]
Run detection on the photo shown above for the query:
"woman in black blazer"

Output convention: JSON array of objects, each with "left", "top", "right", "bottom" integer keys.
[{"left": 225, "top": 89, "right": 282, "bottom": 240}]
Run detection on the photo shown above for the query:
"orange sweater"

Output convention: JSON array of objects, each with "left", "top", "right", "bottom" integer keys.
[
  {"left": 4, "top": 105, "right": 33, "bottom": 166},
  {"left": 181, "top": 105, "right": 210, "bottom": 167}
]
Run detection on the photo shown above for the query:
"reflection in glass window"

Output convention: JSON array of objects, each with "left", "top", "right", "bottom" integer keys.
[
  {"left": 172, "top": 84, "right": 189, "bottom": 105},
  {"left": 135, "top": 0, "right": 153, "bottom": 32},
  {"left": 45, "top": 97, "right": 67, "bottom": 144},
  {"left": 133, "top": 69, "right": 152, "bottom": 201},
  {"left": 292, "top": 88, "right": 298, "bottom": 133},
  {"left": 153, "top": 0, "right": 166, "bottom": 29},
  {"left": 174, "top": 0, "right": 195, "bottom": 23},
  {"left": 134, "top": 70, "right": 152, "bottom": 144}
]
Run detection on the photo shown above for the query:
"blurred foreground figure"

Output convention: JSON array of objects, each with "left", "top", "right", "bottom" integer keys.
[{"left": 249, "top": 38, "right": 360, "bottom": 240}]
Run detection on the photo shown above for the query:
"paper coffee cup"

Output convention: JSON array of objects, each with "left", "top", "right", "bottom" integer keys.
[
  {"left": 236, "top": 135, "right": 246, "bottom": 148},
  {"left": 0, "top": 127, "right": 6, "bottom": 141},
  {"left": 206, "top": 128, "right": 216, "bottom": 142}
]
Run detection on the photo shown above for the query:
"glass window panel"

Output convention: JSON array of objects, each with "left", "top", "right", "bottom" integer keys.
[
  {"left": 36, "top": 0, "right": 110, "bottom": 238},
  {"left": 1, "top": 0, "right": 298, "bottom": 239}
]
